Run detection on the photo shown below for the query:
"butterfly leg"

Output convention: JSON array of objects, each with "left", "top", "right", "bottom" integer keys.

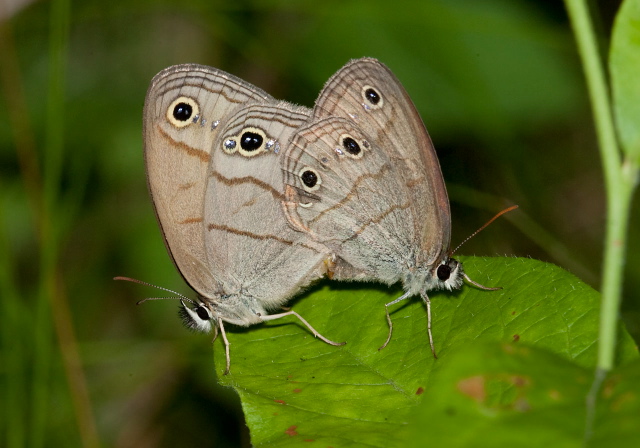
[
  {"left": 211, "top": 322, "right": 219, "bottom": 343},
  {"left": 420, "top": 291, "right": 438, "bottom": 359},
  {"left": 261, "top": 311, "right": 346, "bottom": 346},
  {"left": 217, "top": 317, "right": 232, "bottom": 375},
  {"left": 379, "top": 291, "right": 412, "bottom": 351}
]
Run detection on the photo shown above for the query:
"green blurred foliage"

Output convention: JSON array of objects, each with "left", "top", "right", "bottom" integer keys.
[
  {"left": 0, "top": 0, "right": 637, "bottom": 446},
  {"left": 611, "top": 0, "right": 640, "bottom": 160}
]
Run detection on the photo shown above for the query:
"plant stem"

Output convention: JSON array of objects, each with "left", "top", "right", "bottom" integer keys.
[
  {"left": 564, "top": 0, "right": 625, "bottom": 373},
  {"left": 564, "top": 0, "right": 640, "bottom": 441}
]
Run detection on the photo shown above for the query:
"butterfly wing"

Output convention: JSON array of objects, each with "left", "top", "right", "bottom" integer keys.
[
  {"left": 282, "top": 116, "right": 417, "bottom": 286},
  {"left": 143, "top": 64, "right": 272, "bottom": 296},
  {"left": 311, "top": 58, "right": 451, "bottom": 266},
  {"left": 204, "top": 102, "right": 331, "bottom": 308}
]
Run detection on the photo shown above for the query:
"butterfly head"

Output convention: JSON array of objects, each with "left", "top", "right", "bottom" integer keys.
[
  {"left": 404, "top": 257, "right": 464, "bottom": 294},
  {"left": 431, "top": 257, "right": 465, "bottom": 291},
  {"left": 179, "top": 299, "right": 215, "bottom": 333}
]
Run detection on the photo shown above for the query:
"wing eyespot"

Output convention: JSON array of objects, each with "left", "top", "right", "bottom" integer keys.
[
  {"left": 167, "top": 96, "right": 200, "bottom": 128},
  {"left": 338, "top": 133, "right": 369, "bottom": 159},
  {"left": 299, "top": 167, "right": 322, "bottom": 192},
  {"left": 221, "top": 127, "right": 269, "bottom": 157},
  {"left": 361, "top": 85, "right": 384, "bottom": 110}
]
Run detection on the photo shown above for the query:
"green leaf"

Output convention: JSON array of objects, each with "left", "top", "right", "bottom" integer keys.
[
  {"left": 408, "top": 342, "right": 590, "bottom": 447},
  {"left": 214, "top": 257, "right": 638, "bottom": 447},
  {"left": 591, "top": 358, "right": 640, "bottom": 447},
  {"left": 611, "top": 0, "right": 640, "bottom": 161},
  {"left": 408, "top": 342, "right": 640, "bottom": 447}
]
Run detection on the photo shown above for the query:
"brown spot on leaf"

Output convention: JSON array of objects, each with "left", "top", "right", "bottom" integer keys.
[
  {"left": 303, "top": 439, "right": 314, "bottom": 442},
  {"left": 511, "top": 310, "right": 516, "bottom": 315},
  {"left": 548, "top": 390, "right": 561, "bottom": 400},
  {"left": 513, "top": 334, "right": 520, "bottom": 342},
  {"left": 416, "top": 387, "right": 424, "bottom": 395},
  {"left": 457, "top": 376, "right": 486, "bottom": 403},
  {"left": 612, "top": 391, "right": 636, "bottom": 411},
  {"left": 514, "top": 398, "right": 531, "bottom": 412},
  {"left": 293, "top": 388, "right": 302, "bottom": 394},
  {"left": 285, "top": 425, "right": 298, "bottom": 437},
  {"left": 603, "top": 376, "right": 620, "bottom": 398},
  {"left": 274, "top": 400, "right": 286, "bottom": 405},
  {"left": 511, "top": 375, "right": 529, "bottom": 388}
]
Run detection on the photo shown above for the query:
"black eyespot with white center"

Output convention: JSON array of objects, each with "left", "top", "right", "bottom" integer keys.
[
  {"left": 343, "top": 137, "right": 361, "bottom": 156},
  {"left": 302, "top": 170, "right": 317, "bottom": 188},
  {"left": 221, "top": 127, "right": 269, "bottom": 156},
  {"left": 299, "top": 167, "right": 321, "bottom": 192},
  {"left": 361, "top": 84, "right": 384, "bottom": 110},
  {"left": 240, "top": 131, "right": 263, "bottom": 152},
  {"left": 173, "top": 103, "right": 192, "bottom": 121},
  {"left": 167, "top": 96, "right": 200, "bottom": 128},
  {"left": 365, "top": 88, "right": 380, "bottom": 105},
  {"left": 337, "top": 133, "right": 368, "bottom": 159}
]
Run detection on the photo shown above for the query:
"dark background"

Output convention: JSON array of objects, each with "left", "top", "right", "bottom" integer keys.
[{"left": 1, "top": 0, "right": 637, "bottom": 446}]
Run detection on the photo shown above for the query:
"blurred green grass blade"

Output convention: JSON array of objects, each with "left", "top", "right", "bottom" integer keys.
[
  {"left": 32, "top": 0, "right": 71, "bottom": 446},
  {"left": 214, "top": 257, "right": 637, "bottom": 447},
  {"left": 0, "top": 188, "right": 27, "bottom": 448},
  {"left": 611, "top": 0, "right": 640, "bottom": 162}
]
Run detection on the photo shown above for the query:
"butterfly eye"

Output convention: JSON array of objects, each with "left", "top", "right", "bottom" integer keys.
[
  {"left": 178, "top": 301, "right": 213, "bottom": 333},
  {"left": 167, "top": 96, "right": 200, "bottom": 128},
  {"left": 195, "top": 305, "right": 212, "bottom": 320},
  {"left": 361, "top": 85, "right": 384, "bottom": 110},
  {"left": 436, "top": 264, "right": 451, "bottom": 281},
  {"left": 299, "top": 167, "right": 321, "bottom": 192}
]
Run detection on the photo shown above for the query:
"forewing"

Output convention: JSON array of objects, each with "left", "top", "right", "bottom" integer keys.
[
  {"left": 313, "top": 58, "right": 451, "bottom": 263},
  {"left": 143, "top": 64, "right": 272, "bottom": 296}
]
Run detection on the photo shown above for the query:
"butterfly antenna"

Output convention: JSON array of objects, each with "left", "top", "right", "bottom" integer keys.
[
  {"left": 114, "top": 276, "right": 194, "bottom": 305},
  {"left": 450, "top": 205, "right": 518, "bottom": 256}
]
